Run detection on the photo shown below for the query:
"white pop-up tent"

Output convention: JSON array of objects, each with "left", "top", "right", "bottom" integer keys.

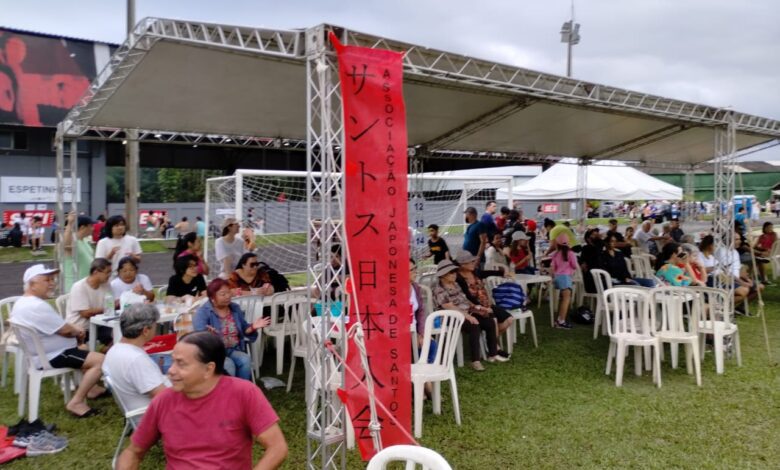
[{"left": 496, "top": 160, "right": 683, "bottom": 201}]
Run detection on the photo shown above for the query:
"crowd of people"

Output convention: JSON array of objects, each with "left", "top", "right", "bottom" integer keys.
[
  {"left": 425, "top": 200, "right": 774, "bottom": 330},
  {"left": 7, "top": 213, "right": 289, "bottom": 466},
  {"left": 3, "top": 198, "right": 777, "bottom": 463}
]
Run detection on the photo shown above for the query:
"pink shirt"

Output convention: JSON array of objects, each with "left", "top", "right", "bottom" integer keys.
[
  {"left": 551, "top": 249, "right": 578, "bottom": 276},
  {"left": 132, "top": 375, "right": 279, "bottom": 469}
]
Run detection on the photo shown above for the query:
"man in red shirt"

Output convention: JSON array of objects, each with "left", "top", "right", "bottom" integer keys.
[
  {"left": 117, "top": 332, "right": 288, "bottom": 470},
  {"left": 92, "top": 215, "right": 106, "bottom": 242}
]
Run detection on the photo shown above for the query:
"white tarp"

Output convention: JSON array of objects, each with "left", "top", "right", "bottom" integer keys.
[{"left": 496, "top": 160, "right": 682, "bottom": 201}]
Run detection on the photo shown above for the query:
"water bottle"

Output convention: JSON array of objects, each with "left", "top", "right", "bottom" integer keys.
[{"left": 104, "top": 293, "right": 115, "bottom": 315}]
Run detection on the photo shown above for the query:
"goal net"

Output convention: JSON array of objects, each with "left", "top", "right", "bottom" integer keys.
[{"left": 205, "top": 170, "right": 512, "bottom": 278}]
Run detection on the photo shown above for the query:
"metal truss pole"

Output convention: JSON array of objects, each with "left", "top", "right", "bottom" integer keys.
[
  {"left": 712, "top": 116, "right": 737, "bottom": 307},
  {"left": 683, "top": 168, "right": 695, "bottom": 221},
  {"left": 124, "top": 130, "right": 140, "bottom": 235},
  {"left": 55, "top": 126, "right": 65, "bottom": 294},
  {"left": 305, "top": 25, "right": 347, "bottom": 470},
  {"left": 576, "top": 159, "right": 588, "bottom": 226},
  {"left": 68, "top": 140, "right": 79, "bottom": 284}
]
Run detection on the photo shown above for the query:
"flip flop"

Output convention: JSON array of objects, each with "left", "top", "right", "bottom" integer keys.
[{"left": 70, "top": 408, "right": 101, "bottom": 419}]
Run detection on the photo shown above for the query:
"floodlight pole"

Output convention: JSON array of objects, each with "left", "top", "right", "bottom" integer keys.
[{"left": 560, "top": 1, "right": 580, "bottom": 78}]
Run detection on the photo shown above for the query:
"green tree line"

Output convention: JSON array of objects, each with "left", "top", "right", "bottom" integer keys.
[{"left": 107, "top": 168, "right": 226, "bottom": 203}]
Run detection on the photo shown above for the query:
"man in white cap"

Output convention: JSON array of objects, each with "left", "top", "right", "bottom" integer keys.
[{"left": 10, "top": 264, "right": 107, "bottom": 418}]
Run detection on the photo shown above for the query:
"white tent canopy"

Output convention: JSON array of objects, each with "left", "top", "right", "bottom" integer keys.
[{"left": 497, "top": 160, "right": 682, "bottom": 201}]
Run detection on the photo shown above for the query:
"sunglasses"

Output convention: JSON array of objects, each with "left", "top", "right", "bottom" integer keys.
[{"left": 249, "top": 262, "right": 260, "bottom": 268}]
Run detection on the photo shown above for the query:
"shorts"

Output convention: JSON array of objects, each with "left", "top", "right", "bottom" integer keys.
[
  {"left": 49, "top": 347, "right": 88, "bottom": 369},
  {"left": 491, "top": 304, "right": 512, "bottom": 323},
  {"left": 553, "top": 274, "right": 573, "bottom": 290}
]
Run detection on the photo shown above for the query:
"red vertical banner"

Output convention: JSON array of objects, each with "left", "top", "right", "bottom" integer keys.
[{"left": 332, "top": 33, "right": 412, "bottom": 459}]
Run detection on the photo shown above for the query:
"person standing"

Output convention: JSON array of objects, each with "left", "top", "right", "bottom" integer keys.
[
  {"left": 92, "top": 214, "right": 106, "bottom": 242},
  {"left": 463, "top": 207, "right": 487, "bottom": 259},
  {"left": 95, "top": 215, "right": 142, "bottom": 274},
  {"left": 174, "top": 217, "right": 191, "bottom": 239},
  {"left": 195, "top": 216, "right": 206, "bottom": 239},
  {"left": 480, "top": 200, "right": 498, "bottom": 240},
  {"left": 117, "top": 332, "right": 288, "bottom": 469},
  {"left": 426, "top": 224, "right": 450, "bottom": 264},
  {"left": 215, "top": 218, "right": 253, "bottom": 279},
  {"left": 61, "top": 213, "right": 95, "bottom": 292},
  {"left": 551, "top": 234, "right": 578, "bottom": 329}
]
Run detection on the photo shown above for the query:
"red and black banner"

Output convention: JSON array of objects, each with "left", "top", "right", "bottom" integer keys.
[{"left": 332, "top": 32, "right": 413, "bottom": 459}]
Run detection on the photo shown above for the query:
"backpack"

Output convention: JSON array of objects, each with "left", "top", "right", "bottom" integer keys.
[
  {"left": 491, "top": 282, "right": 526, "bottom": 310},
  {"left": 572, "top": 306, "right": 594, "bottom": 324},
  {"left": 257, "top": 262, "right": 290, "bottom": 292}
]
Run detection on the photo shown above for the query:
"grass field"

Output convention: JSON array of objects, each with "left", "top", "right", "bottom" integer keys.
[
  {"left": 0, "top": 240, "right": 172, "bottom": 264},
  {"left": 1, "top": 287, "right": 779, "bottom": 468}
]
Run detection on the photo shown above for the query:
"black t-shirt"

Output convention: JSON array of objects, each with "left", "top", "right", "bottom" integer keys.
[
  {"left": 428, "top": 237, "right": 450, "bottom": 264},
  {"left": 167, "top": 274, "right": 207, "bottom": 297}
]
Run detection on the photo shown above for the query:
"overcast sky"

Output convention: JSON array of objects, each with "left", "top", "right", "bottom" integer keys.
[{"left": 2, "top": 0, "right": 779, "bottom": 160}]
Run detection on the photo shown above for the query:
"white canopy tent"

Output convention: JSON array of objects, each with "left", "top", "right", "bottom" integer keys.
[{"left": 497, "top": 160, "right": 682, "bottom": 201}]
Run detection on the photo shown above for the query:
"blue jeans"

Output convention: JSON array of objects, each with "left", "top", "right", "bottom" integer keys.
[{"left": 224, "top": 348, "right": 252, "bottom": 380}]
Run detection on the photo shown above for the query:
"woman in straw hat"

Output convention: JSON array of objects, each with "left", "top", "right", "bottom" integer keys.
[{"left": 432, "top": 259, "right": 508, "bottom": 371}]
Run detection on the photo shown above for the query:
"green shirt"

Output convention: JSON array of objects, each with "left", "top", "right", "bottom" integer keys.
[{"left": 62, "top": 238, "right": 94, "bottom": 292}]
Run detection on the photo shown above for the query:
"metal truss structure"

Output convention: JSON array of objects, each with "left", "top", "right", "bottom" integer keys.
[
  {"left": 304, "top": 26, "right": 348, "bottom": 470},
  {"left": 340, "top": 30, "right": 780, "bottom": 138},
  {"left": 53, "top": 18, "right": 780, "bottom": 469},
  {"left": 712, "top": 118, "right": 737, "bottom": 305}
]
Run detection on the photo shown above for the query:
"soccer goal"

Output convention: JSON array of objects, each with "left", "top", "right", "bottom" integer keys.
[{"left": 204, "top": 170, "right": 513, "bottom": 276}]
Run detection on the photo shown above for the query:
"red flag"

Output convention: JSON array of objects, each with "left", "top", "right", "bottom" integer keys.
[{"left": 332, "top": 32, "right": 413, "bottom": 459}]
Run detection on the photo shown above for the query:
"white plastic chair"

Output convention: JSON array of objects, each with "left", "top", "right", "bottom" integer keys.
[
  {"left": 484, "top": 276, "right": 537, "bottom": 350},
  {"left": 412, "top": 310, "right": 464, "bottom": 438},
  {"left": 11, "top": 322, "right": 79, "bottom": 420},
  {"left": 104, "top": 376, "right": 147, "bottom": 469},
  {"left": 285, "top": 297, "right": 312, "bottom": 392},
  {"left": 691, "top": 286, "right": 741, "bottom": 374},
  {"left": 55, "top": 293, "right": 69, "bottom": 319},
  {"left": 367, "top": 444, "right": 453, "bottom": 470},
  {"left": 233, "top": 294, "right": 265, "bottom": 377},
  {"left": 603, "top": 288, "right": 661, "bottom": 388},
  {"left": 575, "top": 263, "right": 600, "bottom": 312},
  {"left": 632, "top": 255, "right": 654, "bottom": 279},
  {"left": 155, "top": 285, "right": 168, "bottom": 299},
  {"left": 411, "top": 284, "right": 434, "bottom": 363},
  {"left": 590, "top": 269, "right": 612, "bottom": 339},
  {"left": 769, "top": 240, "right": 780, "bottom": 280},
  {"left": 650, "top": 286, "right": 702, "bottom": 386},
  {"left": 0, "top": 296, "right": 21, "bottom": 391},
  {"left": 262, "top": 291, "right": 307, "bottom": 376},
  {"left": 417, "top": 273, "right": 438, "bottom": 289}
]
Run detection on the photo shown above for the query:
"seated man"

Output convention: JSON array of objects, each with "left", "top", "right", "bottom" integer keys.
[
  {"left": 117, "top": 331, "right": 288, "bottom": 470},
  {"left": 10, "top": 264, "right": 106, "bottom": 418},
  {"left": 67, "top": 258, "right": 114, "bottom": 346},
  {"left": 102, "top": 304, "right": 170, "bottom": 419}
]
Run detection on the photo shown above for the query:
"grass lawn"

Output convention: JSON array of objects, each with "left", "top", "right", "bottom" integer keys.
[
  {"left": 0, "top": 240, "right": 171, "bottom": 264},
  {"left": 1, "top": 287, "right": 779, "bottom": 468}
]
